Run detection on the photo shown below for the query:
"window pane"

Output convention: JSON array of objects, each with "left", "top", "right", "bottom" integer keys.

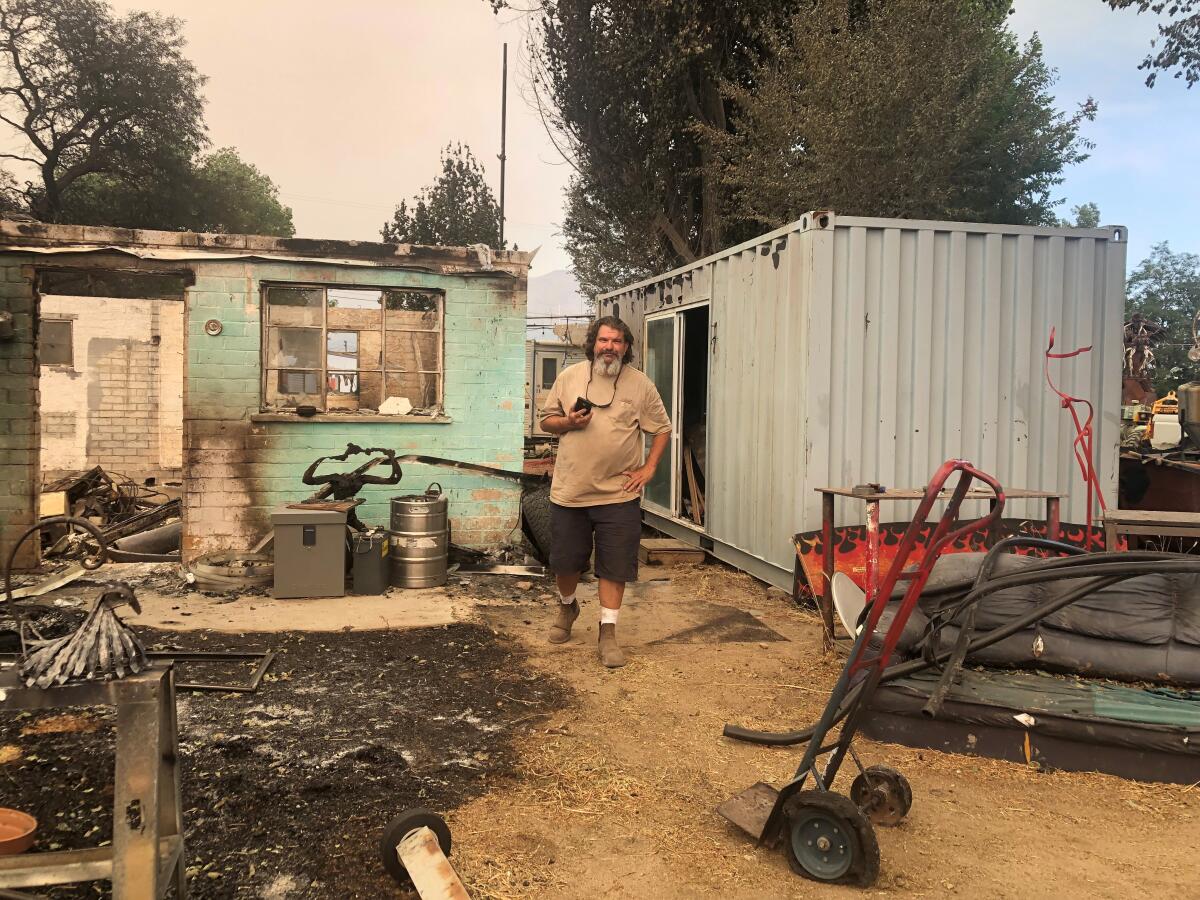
[
  {"left": 358, "top": 329, "right": 383, "bottom": 370},
  {"left": 267, "top": 286, "right": 323, "bottom": 326},
  {"left": 327, "top": 330, "right": 359, "bottom": 371},
  {"left": 384, "top": 290, "right": 440, "bottom": 331},
  {"left": 39, "top": 320, "right": 73, "bottom": 366},
  {"left": 384, "top": 289, "right": 438, "bottom": 312},
  {"left": 384, "top": 330, "right": 440, "bottom": 373},
  {"left": 264, "top": 369, "right": 322, "bottom": 409},
  {"left": 328, "top": 288, "right": 383, "bottom": 330},
  {"left": 266, "top": 327, "right": 322, "bottom": 368},
  {"left": 327, "top": 370, "right": 359, "bottom": 394},
  {"left": 385, "top": 371, "right": 440, "bottom": 411},
  {"left": 541, "top": 356, "right": 557, "bottom": 389},
  {"left": 326, "top": 369, "right": 361, "bottom": 410},
  {"left": 358, "top": 371, "right": 384, "bottom": 409},
  {"left": 329, "top": 288, "right": 384, "bottom": 307},
  {"left": 40, "top": 270, "right": 186, "bottom": 299}
]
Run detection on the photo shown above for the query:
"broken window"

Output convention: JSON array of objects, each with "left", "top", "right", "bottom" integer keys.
[
  {"left": 38, "top": 269, "right": 188, "bottom": 300},
  {"left": 262, "top": 285, "right": 443, "bottom": 414},
  {"left": 39, "top": 319, "right": 73, "bottom": 367}
]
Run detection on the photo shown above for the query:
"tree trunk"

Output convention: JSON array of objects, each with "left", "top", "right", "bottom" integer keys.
[
  {"left": 697, "top": 74, "right": 726, "bottom": 258},
  {"left": 653, "top": 211, "right": 697, "bottom": 264},
  {"left": 34, "top": 163, "right": 60, "bottom": 222}
]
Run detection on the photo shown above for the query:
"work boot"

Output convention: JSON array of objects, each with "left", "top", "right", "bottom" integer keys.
[
  {"left": 598, "top": 622, "right": 627, "bottom": 668},
  {"left": 547, "top": 600, "right": 579, "bottom": 644}
]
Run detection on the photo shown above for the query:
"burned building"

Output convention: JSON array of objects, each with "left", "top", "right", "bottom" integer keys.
[{"left": 0, "top": 221, "right": 533, "bottom": 568}]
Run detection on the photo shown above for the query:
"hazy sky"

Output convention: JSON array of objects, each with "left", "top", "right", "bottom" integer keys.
[
  {"left": 110, "top": 0, "right": 572, "bottom": 269},
  {"left": 103, "top": 0, "right": 1196, "bottom": 278}
]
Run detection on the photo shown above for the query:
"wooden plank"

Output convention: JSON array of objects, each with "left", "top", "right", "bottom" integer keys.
[
  {"left": 395, "top": 826, "right": 471, "bottom": 900},
  {"left": 286, "top": 499, "right": 363, "bottom": 512},
  {"left": 1103, "top": 509, "right": 1200, "bottom": 527},
  {"left": 639, "top": 538, "right": 705, "bottom": 566},
  {"left": 1117, "top": 525, "right": 1200, "bottom": 538},
  {"left": 640, "top": 539, "right": 696, "bottom": 550},
  {"left": 683, "top": 447, "right": 703, "bottom": 526},
  {"left": 39, "top": 491, "right": 68, "bottom": 518}
]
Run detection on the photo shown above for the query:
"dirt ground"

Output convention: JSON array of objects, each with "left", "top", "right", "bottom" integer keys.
[
  {"left": 458, "top": 565, "right": 1200, "bottom": 900},
  {"left": 2, "top": 561, "right": 1198, "bottom": 898}
]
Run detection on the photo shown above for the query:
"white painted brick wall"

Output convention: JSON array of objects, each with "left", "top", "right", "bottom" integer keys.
[{"left": 39, "top": 296, "right": 184, "bottom": 481}]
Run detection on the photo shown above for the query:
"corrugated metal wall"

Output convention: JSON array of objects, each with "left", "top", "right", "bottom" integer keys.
[{"left": 600, "top": 212, "right": 1127, "bottom": 584}]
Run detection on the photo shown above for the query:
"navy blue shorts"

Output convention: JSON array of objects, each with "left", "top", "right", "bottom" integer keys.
[{"left": 549, "top": 500, "right": 642, "bottom": 583}]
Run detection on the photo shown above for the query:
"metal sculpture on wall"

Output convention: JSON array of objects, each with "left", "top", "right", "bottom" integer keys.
[{"left": 300, "top": 443, "right": 404, "bottom": 531}]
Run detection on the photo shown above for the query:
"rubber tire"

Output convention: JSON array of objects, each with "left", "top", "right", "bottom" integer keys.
[
  {"left": 782, "top": 790, "right": 881, "bottom": 887},
  {"left": 380, "top": 808, "right": 452, "bottom": 885},
  {"left": 521, "top": 480, "right": 554, "bottom": 564},
  {"left": 850, "top": 764, "right": 913, "bottom": 827}
]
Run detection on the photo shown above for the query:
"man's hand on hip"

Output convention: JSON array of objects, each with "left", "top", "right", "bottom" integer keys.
[{"left": 622, "top": 463, "right": 655, "bottom": 494}]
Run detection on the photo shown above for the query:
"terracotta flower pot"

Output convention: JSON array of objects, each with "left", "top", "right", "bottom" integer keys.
[{"left": 0, "top": 807, "right": 37, "bottom": 855}]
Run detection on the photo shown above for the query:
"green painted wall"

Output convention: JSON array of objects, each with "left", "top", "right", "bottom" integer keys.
[{"left": 183, "top": 260, "right": 527, "bottom": 557}]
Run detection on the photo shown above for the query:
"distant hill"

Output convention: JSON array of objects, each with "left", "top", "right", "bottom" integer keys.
[{"left": 528, "top": 269, "right": 591, "bottom": 318}]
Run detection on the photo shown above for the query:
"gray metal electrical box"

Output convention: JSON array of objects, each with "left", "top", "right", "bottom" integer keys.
[{"left": 271, "top": 506, "right": 347, "bottom": 599}]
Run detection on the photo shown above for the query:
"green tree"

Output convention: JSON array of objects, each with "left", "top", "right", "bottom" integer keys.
[
  {"left": 381, "top": 144, "right": 502, "bottom": 247},
  {"left": 0, "top": 166, "right": 24, "bottom": 212},
  {"left": 510, "top": 0, "right": 804, "bottom": 296},
  {"left": 712, "top": 1, "right": 1096, "bottom": 235},
  {"left": 1060, "top": 202, "right": 1102, "bottom": 228},
  {"left": 191, "top": 149, "right": 294, "bottom": 235},
  {"left": 499, "top": 0, "right": 1087, "bottom": 296},
  {"left": 1126, "top": 242, "right": 1200, "bottom": 396},
  {"left": 0, "top": 0, "right": 207, "bottom": 221},
  {"left": 1105, "top": 0, "right": 1200, "bottom": 87},
  {"left": 57, "top": 147, "right": 295, "bottom": 235}
]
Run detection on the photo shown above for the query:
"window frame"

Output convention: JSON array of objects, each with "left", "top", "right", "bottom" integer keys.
[
  {"left": 540, "top": 355, "right": 559, "bottom": 390},
  {"left": 38, "top": 317, "right": 75, "bottom": 368},
  {"left": 259, "top": 282, "right": 445, "bottom": 415}
]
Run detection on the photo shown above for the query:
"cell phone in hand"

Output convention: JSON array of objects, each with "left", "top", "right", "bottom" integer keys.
[{"left": 572, "top": 396, "right": 595, "bottom": 413}]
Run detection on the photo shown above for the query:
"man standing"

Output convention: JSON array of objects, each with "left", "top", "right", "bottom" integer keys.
[{"left": 538, "top": 316, "right": 672, "bottom": 668}]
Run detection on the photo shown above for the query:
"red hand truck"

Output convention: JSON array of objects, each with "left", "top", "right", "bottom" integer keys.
[{"left": 717, "top": 459, "right": 1005, "bottom": 886}]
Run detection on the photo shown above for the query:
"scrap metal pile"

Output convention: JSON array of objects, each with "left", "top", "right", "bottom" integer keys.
[
  {"left": 4, "top": 517, "right": 150, "bottom": 688},
  {"left": 40, "top": 466, "right": 181, "bottom": 562},
  {"left": 17, "top": 582, "right": 148, "bottom": 688}
]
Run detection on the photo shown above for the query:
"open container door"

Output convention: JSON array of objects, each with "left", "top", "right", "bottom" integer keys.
[{"left": 643, "top": 313, "right": 677, "bottom": 513}]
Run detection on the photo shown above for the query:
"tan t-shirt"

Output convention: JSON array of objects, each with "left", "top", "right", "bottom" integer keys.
[{"left": 539, "top": 361, "right": 672, "bottom": 507}]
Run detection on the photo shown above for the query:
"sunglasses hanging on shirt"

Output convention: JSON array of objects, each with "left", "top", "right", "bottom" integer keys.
[{"left": 574, "top": 366, "right": 623, "bottom": 412}]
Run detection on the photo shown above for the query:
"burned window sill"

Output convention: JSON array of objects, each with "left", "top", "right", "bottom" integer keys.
[{"left": 250, "top": 412, "right": 452, "bottom": 425}]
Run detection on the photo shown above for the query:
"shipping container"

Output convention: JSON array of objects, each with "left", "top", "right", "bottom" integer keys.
[{"left": 598, "top": 211, "right": 1127, "bottom": 589}]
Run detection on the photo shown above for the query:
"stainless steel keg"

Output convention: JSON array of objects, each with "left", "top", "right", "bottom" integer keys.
[{"left": 388, "top": 482, "right": 448, "bottom": 588}]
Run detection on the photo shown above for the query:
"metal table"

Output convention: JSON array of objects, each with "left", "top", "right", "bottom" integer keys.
[
  {"left": 0, "top": 666, "right": 187, "bottom": 899},
  {"left": 813, "top": 485, "right": 1063, "bottom": 645}
]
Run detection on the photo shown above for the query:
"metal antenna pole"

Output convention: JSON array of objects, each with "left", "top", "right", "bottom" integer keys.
[{"left": 499, "top": 42, "right": 508, "bottom": 249}]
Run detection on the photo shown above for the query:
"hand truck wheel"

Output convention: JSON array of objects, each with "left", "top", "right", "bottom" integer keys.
[
  {"left": 379, "top": 808, "right": 452, "bottom": 885},
  {"left": 782, "top": 790, "right": 880, "bottom": 886},
  {"left": 850, "top": 764, "right": 913, "bottom": 826}
]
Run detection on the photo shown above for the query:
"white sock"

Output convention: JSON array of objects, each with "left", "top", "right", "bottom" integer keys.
[
  {"left": 559, "top": 593, "right": 576, "bottom": 605},
  {"left": 600, "top": 607, "right": 620, "bottom": 625}
]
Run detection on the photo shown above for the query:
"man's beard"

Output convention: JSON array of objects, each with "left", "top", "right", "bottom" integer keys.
[{"left": 593, "top": 355, "right": 623, "bottom": 378}]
